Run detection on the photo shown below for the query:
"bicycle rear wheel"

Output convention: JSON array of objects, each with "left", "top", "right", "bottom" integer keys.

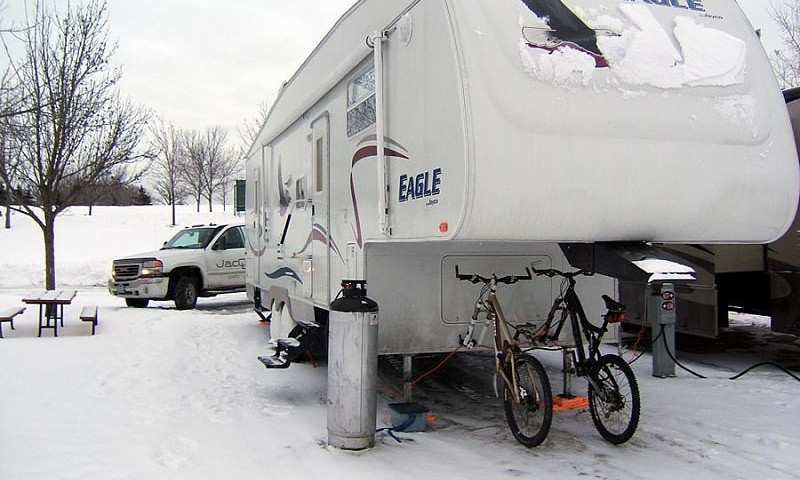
[
  {"left": 588, "top": 354, "right": 640, "bottom": 444},
  {"left": 502, "top": 354, "right": 552, "bottom": 447}
]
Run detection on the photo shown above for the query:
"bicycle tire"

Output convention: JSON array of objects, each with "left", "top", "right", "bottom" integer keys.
[
  {"left": 588, "top": 354, "right": 640, "bottom": 444},
  {"left": 502, "top": 354, "right": 553, "bottom": 447}
]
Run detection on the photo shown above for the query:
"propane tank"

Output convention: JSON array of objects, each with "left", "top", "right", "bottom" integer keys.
[{"left": 326, "top": 280, "right": 379, "bottom": 450}]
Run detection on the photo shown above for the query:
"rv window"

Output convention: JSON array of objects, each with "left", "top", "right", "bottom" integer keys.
[
  {"left": 315, "top": 137, "right": 324, "bottom": 193},
  {"left": 347, "top": 66, "right": 376, "bottom": 137},
  {"left": 296, "top": 177, "right": 307, "bottom": 200},
  {"left": 348, "top": 67, "right": 375, "bottom": 106},
  {"left": 347, "top": 95, "right": 376, "bottom": 137}
]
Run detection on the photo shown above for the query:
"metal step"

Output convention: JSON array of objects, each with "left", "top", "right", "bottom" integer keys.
[
  {"left": 258, "top": 353, "right": 291, "bottom": 369},
  {"left": 257, "top": 339, "right": 298, "bottom": 369}
]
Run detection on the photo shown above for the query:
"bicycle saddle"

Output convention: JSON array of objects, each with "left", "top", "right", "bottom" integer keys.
[{"left": 601, "top": 295, "right": 625, "bottom": 311}]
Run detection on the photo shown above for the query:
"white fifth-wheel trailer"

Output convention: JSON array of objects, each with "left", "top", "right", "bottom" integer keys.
[{"left": 244, "top": 0, "right": 798, "bottom": 361}]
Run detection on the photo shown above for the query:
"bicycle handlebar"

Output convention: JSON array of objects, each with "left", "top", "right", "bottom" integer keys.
[
  {"left": 455, "top": 265, "right": 532, "bottom": 285},
  {"left": 530, "top": 266, "right": 595, "bottom": 278}
]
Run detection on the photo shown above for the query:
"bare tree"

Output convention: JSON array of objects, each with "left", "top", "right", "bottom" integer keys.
[
  {"left": 150, "top": 117, "right": 188, "bottom": 225},
  {"left": 181, "top": 126, "right": 235, "bottom": 213},
  {"left": 237, "top": 100, "right": 269, "bottom": 155},
  {"left": 0, "top": 0, "right": 149, "bottom": 289},
  {"left": 181, "top": 129, "right": 206, "bottom": 213},
  {"left": 217, "top": 147, "right": 243, "bottom": 212},
  {"left": 770, "top": 1, "right": 800, "bottom": 89},
  {"left": 201, "top": 126, "right": 228, "bottom": 213}
]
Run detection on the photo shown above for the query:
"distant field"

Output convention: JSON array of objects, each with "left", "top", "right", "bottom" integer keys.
[{"left": 0, "top": 205, "right": 242, "bottom": 288}]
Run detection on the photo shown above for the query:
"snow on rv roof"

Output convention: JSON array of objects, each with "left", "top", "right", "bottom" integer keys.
[{"left": 519, "top": 3, "right": 747, "bottom": 89}]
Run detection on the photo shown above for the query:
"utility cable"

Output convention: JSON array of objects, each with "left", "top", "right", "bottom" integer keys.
[
  {"left": 376, "top": 414, "right": 417, "bottom": 443},
  {"left": 658, "top": 324, "right": 800, "bottom": 383},
  {"left": 660, "top": 325, "right": 707, "bottom": 379},
  {"left": 378, "top": 344, "right": 464, "bottom": 399},
  {"left": 728, "top": 362, "right": 800, "bottom": 382},
  {"left": 375, "top": 347, "right": 464, "bottom": 442},
  {"left": 621, "top": 324, "right": 663, "bottom": 366}
]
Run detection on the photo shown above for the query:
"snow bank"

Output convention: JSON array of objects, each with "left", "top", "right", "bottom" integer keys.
[{"left": 0, "top": 205, "right": 241, "bottom": 288}]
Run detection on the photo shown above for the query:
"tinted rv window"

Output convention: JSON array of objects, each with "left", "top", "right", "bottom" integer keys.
[
  {"left": 348, "top": 67, "right": 375, "bottom": 105},
  {"left": 347, "top": 66, "right": 376, "bottom": 137}
]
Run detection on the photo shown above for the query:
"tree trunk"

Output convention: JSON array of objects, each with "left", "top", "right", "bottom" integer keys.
[
  {"left": 3, "top": 191, "right": 10, "bottom": 229},
  {"left": 43, "top": 213, "right": 57, "bottom": 290},
  {"left": 169, "top": 186, "right": 177, "bottom": 226}
]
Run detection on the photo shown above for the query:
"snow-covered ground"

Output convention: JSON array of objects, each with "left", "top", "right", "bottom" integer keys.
[{"left": 0, "top": 205, "right": 798, "bottom": 480}]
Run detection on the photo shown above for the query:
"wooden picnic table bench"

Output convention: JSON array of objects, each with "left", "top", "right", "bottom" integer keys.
[
  {"left": 80, "top": 306, "right": 98, "bottom": 335},
  {"left": 0, "top": 306, "right": 26, "bottom": 338}
]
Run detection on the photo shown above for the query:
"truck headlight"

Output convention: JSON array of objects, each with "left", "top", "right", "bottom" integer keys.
[{"left": 141, "top": 260, "right": 164, "bottom": 278}]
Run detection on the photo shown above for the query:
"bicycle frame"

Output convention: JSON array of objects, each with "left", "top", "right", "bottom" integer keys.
[
  {"left": 527, "top": 266, "right": 639, "bottom": 445},
  {"left": 536, "top": 273, "right": 618, "bottom": 396},
  {"left": 549, "top": 290, "right": 605, "bottom": 371},
  {"left": 463, "top": 278, "right": 526, "bottom": 403}
]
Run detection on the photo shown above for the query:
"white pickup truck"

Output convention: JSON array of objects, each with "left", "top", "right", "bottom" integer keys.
[{"left": 108, "top": 223, "right": 247, "bottom": 310}]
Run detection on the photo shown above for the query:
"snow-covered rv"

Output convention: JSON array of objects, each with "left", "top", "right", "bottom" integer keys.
[{"left": 244, "top": 0, "right": 798, "bottom": 360}]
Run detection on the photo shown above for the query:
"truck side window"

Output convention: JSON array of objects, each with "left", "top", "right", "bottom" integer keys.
[
  {"left": 229, "top": 227, "right": 245, "bottom": 249},
  {"left": 215, "top": 227, "right": 245, "bottom": 250}
]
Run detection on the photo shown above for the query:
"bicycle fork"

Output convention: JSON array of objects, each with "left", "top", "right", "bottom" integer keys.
[{"left": 460, "top": 305, "right": 492, "bottom": 349}]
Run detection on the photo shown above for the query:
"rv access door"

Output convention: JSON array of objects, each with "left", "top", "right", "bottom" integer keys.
[{"left": 310, "top": 113, "right": 332, "bottom": 305}]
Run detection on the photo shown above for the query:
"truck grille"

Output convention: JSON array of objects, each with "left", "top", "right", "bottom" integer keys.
[{"left": 114, "top": 264, "right": 140, "bottom": 280}]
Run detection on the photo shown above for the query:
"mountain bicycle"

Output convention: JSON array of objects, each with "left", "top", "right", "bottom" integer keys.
[
  {"left": 522, "top": 266, "right": 640, "bottom": 444},
  {"left": 455, "top": 266, "right": 553, "bottom": 447}
]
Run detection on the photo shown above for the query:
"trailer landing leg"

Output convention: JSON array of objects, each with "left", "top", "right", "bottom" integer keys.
[{"left": 553, "top": 348, "right": 588, "bottom": 412}]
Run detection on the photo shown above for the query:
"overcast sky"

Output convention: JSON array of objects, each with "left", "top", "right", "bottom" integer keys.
[{"left": 0, "top": 0, "right": 791, "bottom": 145}]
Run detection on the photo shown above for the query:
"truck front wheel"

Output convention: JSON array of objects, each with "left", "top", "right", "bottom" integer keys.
[
  {"left": 174, "top": 276, "right": 198, "bottom": 310},
  {"left": 125, "top": 298, "right": 150, "bottom": 308}
]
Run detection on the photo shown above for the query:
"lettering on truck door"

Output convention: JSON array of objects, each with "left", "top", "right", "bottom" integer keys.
[{"left": 207, "top": 226, "right": 246, "bottom": 288}]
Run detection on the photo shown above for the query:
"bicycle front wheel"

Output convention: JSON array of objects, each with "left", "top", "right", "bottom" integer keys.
[
  {"left": 502, "top": 354, "right": 553, "bottom": 447},
  {"left": 588, "top": 354, "right": 640, "bottom": 444}
]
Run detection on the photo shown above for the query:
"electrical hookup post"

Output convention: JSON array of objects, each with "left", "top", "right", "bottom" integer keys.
[
  {"left": 651, "top": 282, "right": 677, "bottom": 378},
  {"left": 327, "top": 280, "right": 380, "bottom": 450}
]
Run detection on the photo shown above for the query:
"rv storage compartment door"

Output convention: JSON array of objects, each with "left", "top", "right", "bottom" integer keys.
[{"left": 440, "top": 254, "right": 552, "bottom": 327}]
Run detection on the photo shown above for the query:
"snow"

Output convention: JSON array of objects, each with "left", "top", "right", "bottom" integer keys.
[
  {"left": 519, "top": 3, "right": 747, "bottom": 89},
  {"left": 0, "top": 205, "right": 799, "bottom": 479}
]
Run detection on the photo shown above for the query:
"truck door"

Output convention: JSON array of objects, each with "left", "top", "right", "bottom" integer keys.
[
  {"left": 206, "top": 226, "right": 247, "bottom": 288},
  {"left": 310, "top": 113, "right": 331, "bottom": 305}
]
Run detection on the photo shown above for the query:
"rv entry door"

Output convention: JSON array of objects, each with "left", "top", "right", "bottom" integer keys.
[{"left": 311, "top": 114, "right": 331, "bottom": 305}]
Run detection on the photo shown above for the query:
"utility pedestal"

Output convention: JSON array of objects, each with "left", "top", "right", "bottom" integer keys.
[
  {"left": 327, "top": 280, "right": 379, "bottom": 450},
  {"left": 651, "top": 282, "right": 676, "bottom": 378}
]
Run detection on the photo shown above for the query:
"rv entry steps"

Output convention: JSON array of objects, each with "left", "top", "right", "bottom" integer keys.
[
  {"left": 257, "top": 339, "right": 298, "bottom": 369},
  {"left": 258, "top": 353, "right": 290, "bottom": 369}
]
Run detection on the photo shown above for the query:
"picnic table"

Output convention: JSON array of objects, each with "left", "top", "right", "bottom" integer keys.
[{"left": 22, "top": 290, "right": 77, "bottom": 337}]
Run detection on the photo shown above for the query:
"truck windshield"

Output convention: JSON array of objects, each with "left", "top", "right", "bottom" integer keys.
[{"left": 163, "top": 227, "right": 219, "bottom": 250}]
